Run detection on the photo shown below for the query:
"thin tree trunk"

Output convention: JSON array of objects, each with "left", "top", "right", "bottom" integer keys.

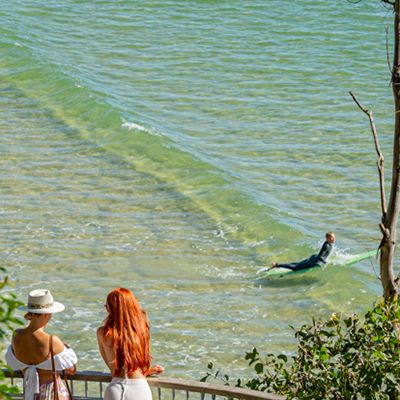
[
  {"left": 382, "top": 0, "right": 400, "bottom": 300},
  {"left": 353, "top": 1, "right": 400, "bottom": 300}
]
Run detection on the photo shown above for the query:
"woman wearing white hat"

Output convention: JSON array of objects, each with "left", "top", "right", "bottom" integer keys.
[{"left": 6, "top": 289, "right": 78, "bottom": 400}]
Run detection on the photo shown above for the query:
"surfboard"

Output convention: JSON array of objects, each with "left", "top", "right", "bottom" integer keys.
[{"left": 256, "top": 249, "right": 378, "bottom": 280}]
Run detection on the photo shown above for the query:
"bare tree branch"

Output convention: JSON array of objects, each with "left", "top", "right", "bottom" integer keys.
[
  {"left": 386, "top": 26, "right": 393, "bottom": 77},
  {"left": 349, "top": 91, "right": 387, "bottom": 221},
  {"left": 382, "top": 0, "right": 396, "bottom": 7},
  {"left": 379, "top": 222, "right": 391, "bottom": 239}
]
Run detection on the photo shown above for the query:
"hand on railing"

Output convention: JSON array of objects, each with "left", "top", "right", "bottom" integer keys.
[
  {"left": 63, "top": 365, "right": 77, "bottom": 375},
  {"left": 146, "top": 365, "right": 164, "bottom": 376}
]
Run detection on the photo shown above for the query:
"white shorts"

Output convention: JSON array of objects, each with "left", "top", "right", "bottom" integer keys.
[{"left": 104, "top": 378, "right": 152, "bottom": 400}]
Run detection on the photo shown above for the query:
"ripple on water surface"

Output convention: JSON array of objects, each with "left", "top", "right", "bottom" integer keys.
[{"left": 0, "top": 0, "right": 393, "bottom": 379}]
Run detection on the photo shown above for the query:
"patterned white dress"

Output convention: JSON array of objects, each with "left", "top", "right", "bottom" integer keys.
[
  {"left": 35, "top": 376, "right": 70, "bottom": 400},
  {"left": 5, "top": 345, "right": 78, "bottom": 400}
]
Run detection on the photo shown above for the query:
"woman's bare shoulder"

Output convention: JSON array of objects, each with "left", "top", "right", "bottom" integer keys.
[
  {"left": 12, "top": 328, "right": 24, "bottom": 338},
  {"left": 96, "top": 326, "right": 112, "bottom": 347},
  {"left": 51, "top": 334, "right": 68, "bottom": 354},
  {"left": 96, "top": 326, "right": 105, "bottom": 338},
  {"left": 11, "top": 329, "right": 25, "bottom": 347},
  {"left": 96, "top": 326, "right": 107, "bottom": 343}
]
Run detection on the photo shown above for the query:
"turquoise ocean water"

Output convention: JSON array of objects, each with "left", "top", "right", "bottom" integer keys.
[{"left": 0, "top": 0, "right": 396, "bottom": 378}]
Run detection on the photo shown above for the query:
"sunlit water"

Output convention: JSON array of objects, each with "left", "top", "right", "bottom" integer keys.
[{"left": 0, "top": 0, "right": 396, "bottom": 379}]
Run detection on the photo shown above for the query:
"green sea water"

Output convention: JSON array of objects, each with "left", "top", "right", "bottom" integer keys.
[{"left": 0, "top": 0, "right": 395, "bottom": 378}]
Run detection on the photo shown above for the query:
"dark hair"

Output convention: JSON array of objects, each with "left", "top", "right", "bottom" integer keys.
[{"left": 24, "top": 312, "right": 36, "bottom": 321}]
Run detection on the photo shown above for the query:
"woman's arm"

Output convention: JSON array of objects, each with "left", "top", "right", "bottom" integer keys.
[
  {"left": 52, "top": 335, "right": 78, "bottom": 375},
  {"left": 96, "top": 327, "right": 114, "bottom": 373},
  {"left": 96, "top": 327, "right": 108, "bottom": 366},
  {"left": 145, "top": 365, "right": 164, "bottom": 376}
]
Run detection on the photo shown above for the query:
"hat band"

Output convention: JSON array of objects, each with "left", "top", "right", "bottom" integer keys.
[{"left": 27, "top": 302, "right": 54, "bottom": 309}]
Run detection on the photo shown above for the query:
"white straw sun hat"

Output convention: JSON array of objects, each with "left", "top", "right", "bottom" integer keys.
[{"left": 20, "top": 289, "right": 65, "bottom": 314}]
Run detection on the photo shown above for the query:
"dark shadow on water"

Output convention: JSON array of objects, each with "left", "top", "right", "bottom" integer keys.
[{"left": 254, "top": 276, "right": 320, "bottom": 288}]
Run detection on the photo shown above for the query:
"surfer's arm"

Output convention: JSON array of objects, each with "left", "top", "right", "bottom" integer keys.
[{"left": 316, "top": 241, "right": 333, "bottom": 264}]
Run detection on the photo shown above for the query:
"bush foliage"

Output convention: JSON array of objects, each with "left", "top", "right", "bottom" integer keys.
[
  {"left": 0, "top": 271, "right": 23, "bottom": 398},
  {"left": 202, "top": 300, "right": 400, "bottom": 399}
]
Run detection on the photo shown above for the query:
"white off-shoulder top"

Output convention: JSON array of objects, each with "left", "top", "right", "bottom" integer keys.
[{"left": 5, "top": 345, "right": 78, "bottom": 400}]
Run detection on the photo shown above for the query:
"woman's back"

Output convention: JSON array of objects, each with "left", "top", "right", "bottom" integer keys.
[
  {"left": 6, "top": 289, "right": 78, "bottom": 400},
  {"left": 13, "top": 329, "right": 63, "bottom": 362},
  {"left": 100, "top": 288, "right": 151, "bottom": 377},
  {"left": 13, "top": 328, "right": 67, "bottom": 382},
  {"left": 97, "top": 288, "right": 163, "bottom": 400},
  {"left": 97, "top": 326, "right": 145, "bottom": 379}
]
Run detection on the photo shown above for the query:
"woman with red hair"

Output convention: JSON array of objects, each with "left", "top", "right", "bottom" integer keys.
[{"left": 97, "top": 288, "right": 164, "bottom": 400}]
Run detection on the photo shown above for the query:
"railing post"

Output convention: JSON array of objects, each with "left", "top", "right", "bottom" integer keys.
[{"left": 157, "top": 386, "right": 162, "bottom": 400}]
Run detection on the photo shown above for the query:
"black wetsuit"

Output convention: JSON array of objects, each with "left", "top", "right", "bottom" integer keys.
[{"left": 277, "top": 241, "right": 333, "bottom": 271}]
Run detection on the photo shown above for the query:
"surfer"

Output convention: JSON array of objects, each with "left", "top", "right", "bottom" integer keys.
[{"left": 270, "top": 232, "right": 336, "bottom": 271}]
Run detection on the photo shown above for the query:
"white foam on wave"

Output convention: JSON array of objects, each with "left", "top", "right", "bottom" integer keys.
[
  {"left": 122, "top": 121, "right": 148, "bottom": 132},
  {"left": 198, "top": 263, "right": 245, "bottom": 279},
  {"left": 331, "top": 255, "right": 352, "bottom": 266},
  {"left": 121, "top": 120, "right": 160, "bottom": 136},
  {"left": 330, "top": 248, "right": 370, "bottom": 266}
]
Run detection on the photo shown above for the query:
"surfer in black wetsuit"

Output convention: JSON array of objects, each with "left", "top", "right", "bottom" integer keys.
[{"left": 270, "top": 232, "right": 336, "bottom": 271}]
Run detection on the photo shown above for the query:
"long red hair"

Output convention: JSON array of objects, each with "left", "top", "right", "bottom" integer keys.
[{"left": 103, "top": 288, "right": 151, "bottom": 376}]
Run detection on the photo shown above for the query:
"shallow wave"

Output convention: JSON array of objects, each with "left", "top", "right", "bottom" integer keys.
[{"left": 0, "top": 40, "right": 305, "bottom": 261}]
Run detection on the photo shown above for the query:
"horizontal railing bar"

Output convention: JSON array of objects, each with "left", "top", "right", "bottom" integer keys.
[
  {"left": 3, "top": 370, "right": 285, "bottom": 400},
  {"left": 146, "top": 378, "right": 284, "bottom": 400},
  {"left": 3, "top": 370, "right": 112, "bottom": 383},
  {"left": 7, "top": 397, "right": 101, "bottom": 400}
]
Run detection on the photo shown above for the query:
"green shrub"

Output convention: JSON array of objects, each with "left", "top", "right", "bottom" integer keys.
[
  {"left": 0, "top": 271, "right": 23, "bottom": 398},
  {"left": 202, "top": 300, "right": 400, "bottom": 399}
]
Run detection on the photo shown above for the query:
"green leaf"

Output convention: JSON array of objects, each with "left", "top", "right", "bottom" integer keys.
[
  {"left": 385, "top": 373, "right": 397, "bottom": 384},
  {"left": 277, "top": 354, "right": 288, "bottom": 362},
  {"left": 254, "top": 363, "right": 263, "bottom": 374}
]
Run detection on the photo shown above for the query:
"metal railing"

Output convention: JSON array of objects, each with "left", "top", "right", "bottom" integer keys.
[{"left": 3, "top": 370, "right": 285, "bottom": 400}]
